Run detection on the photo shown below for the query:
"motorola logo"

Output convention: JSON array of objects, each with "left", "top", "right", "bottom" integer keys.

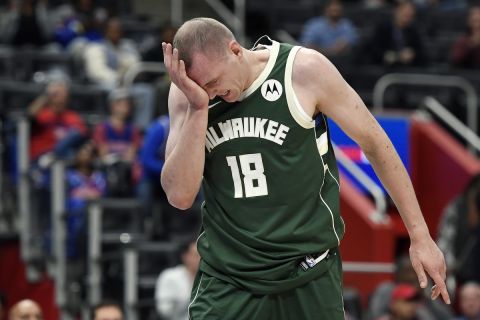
[{"left": 261, "top": 79, "right": 283, "bottom": 102}]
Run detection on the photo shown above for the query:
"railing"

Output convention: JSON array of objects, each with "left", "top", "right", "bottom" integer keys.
[
  {"left": 50, "top": 160, "right": 71, "bottom": 320},
  {"left": 333, "top": 144, "right": 387, "bottom": 222},
  {"left": 343, "top": 261, "right": 395, "bottom": 273},
  {"left": 87, "top": 198, "right": 145, "bottom": 308},
  {"left": 420, "top": 96, "right": 480, "bottom": 153},
  {"left": 204, "top": 0, "right": 246, "bottom": 45},
  {"left": 16, "top": 117, "right": 38, "bottom": 280},
  {"left": 372, "top": 73, "right": 479, "bottom": 134},
  {"left": 124, "top": 241, "right": 178, "bottom": 320},
  {"left": 171, "top": 0, "right": 183, "bottom": 25},
  {"left": 124, "top": 248, "right": 139, "bottom": 320},
  {"left": 87, "top": 202, "right": 102, "bottom": 308}
]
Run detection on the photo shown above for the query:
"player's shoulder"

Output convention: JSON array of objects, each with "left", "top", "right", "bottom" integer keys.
[
  {"left": 293, "top": 47, "right": 336, "bottom": 77},
  {"left": 291, "top": 47, "right": 339, "bottom": 90}
]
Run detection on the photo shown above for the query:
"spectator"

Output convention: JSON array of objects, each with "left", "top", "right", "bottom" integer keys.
[
  {"left": 368, "top": 255, "right": 453, "bottom": 320},
  {"left": 65, "top": 140, "right": 106, "bottom": 258},
  {"left": 8, "top": 299, "right": 43, "bottom": 320},
  {"left": 369, "top": 1, "right": 426, "bottom": 67},
  {"left": 93, "top": 88, "right": 142, "bottom": 197},
  {"left": 375, "top": 284, "right": 422, "bottom": 320},
  {"left": 451, "top": 6, "right": 480, "bottom": 68},
  {"left": 299, "top": 0, "right": 358, "bottom": 60},
  {"left": 142, "top": 23, "right": 177, "bottom": 116},
  {"left": 83, "top": 17, "right": 155, "bottom": 129},
  {"left": 71, "top": 0, "right": 107, "bottom": 41},
  {"left": 84, "top": 17, "right": 139, "bottom": 88},
  {"left": 51, "top": 0, "right": 107, "bottom": 49},
  {"left": 138, "top": 114, "right": 200, "bottom": 238},
  {"left": 155, "top": 238, "right": 200, "bottom": 320},
  {"left": 28, "top": 73, "right": 87, "bottom": 165},
  {"left": 437, "top": 173, "right": 480, "bottom": 289},
  {"left": 456, "top": 282, "right": 480, "bottom": 320},
  {"left": 0, "top": 0, "right": 51, "bottom": 47},
  {"left": 93, "top": 300, "right": 122, "bottom": 320},
  {"left": 140, "top": 115, "right": 168, "bottom": 186},
  {"left": 139, "top": 115, "right": 169, "bottom": 236},
  {"left": 26, "top": 73, "right": 88, "bottom": 260}
]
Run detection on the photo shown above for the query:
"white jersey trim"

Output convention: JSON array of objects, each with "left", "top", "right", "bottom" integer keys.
[
  {"left": 187, "top": 272, "right": 204, "bottom": 319},
  {"left": 238, "top": 40, "right": 280, "bottom": 101},
  {"left": 312, "top": 124, "right": 340, "bottom": 245},
  {"left": 285, "top": 46, "right": 315, "bottom": 129}
]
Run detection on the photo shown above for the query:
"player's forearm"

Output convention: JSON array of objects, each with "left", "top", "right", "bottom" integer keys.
[
  {"left": 363, "top": 134, "right": 430, "bottom": 241},
  {"left": 161, "top": 107, "right": 208, "bottom": 209}
]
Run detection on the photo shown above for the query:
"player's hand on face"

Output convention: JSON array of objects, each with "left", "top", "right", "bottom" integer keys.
[
  {"left": 163, "top": 42, "right": 210, "bottom": 110},
  {"left": 409, "top": 236, "right": 451, "bottom": 304}
]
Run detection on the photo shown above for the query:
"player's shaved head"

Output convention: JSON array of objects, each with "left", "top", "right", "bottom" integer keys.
[{"left": 173, "top": 17, "right": 235, "bottom": 70}]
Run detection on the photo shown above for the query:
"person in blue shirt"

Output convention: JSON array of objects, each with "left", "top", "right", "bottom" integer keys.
[
  {"left": 141, "top": 115, "right": 170, "bottom": 182},
  {"left": 140, "top": 115, "right": 201, "bottom": 239},
  {"left": 299, "top": 0, "right": 358, "bottom": 59},
  {"left": 139, "top": 115, "right": 170, "bottom": 238},
  {"left": 66, "top": 140, "right": 106, "bottom": 258}
]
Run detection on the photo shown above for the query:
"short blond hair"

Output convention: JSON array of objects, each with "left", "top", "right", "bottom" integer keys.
[{"left": 173, "top": 17, "right": 235, "bottom": 69}]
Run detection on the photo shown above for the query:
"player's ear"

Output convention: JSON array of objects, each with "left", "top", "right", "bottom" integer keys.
[{"left": 229, "top": 40, "right": 242, "bottom": 57}]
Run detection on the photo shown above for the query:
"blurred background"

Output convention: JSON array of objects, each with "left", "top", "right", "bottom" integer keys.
[{"left": 1, "top": 0, "right": 480, "bottom": 319}]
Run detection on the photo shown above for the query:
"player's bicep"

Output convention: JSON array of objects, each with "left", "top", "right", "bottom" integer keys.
[
  {"left": 165, "top": 83, "right": 189, "bottom": 158},
  {"left": 311, "top": 54, "right": 384, "bottom": 152}
]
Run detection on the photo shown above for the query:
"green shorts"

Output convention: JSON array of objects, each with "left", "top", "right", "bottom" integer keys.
[{"left": 188, "top": 250, "right": 344, "bottom": 320}]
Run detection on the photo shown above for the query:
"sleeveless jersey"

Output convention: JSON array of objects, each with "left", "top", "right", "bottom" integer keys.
[{"left": 198, "top": 39, "right": 345, "bottom": 294}]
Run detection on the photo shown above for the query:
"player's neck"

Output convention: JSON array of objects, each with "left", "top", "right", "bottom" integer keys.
[{"left": 242, "top": 47, "right": 270, "bottom": 91}]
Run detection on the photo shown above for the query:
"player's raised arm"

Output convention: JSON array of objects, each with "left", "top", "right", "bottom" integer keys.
[
  {"left": 292, "top": 48, "right": 450, "bottom": 304},
  {"left": 160, "top": 42, "right": 209, "bottom": 210}
]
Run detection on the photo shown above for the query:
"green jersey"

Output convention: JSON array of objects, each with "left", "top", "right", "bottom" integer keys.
[{"left": 198, "top": 39, "right": 345, "bottom": 294}]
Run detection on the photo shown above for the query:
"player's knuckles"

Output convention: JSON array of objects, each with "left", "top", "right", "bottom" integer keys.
[{"left": 433, "top": 280, "right": 446, "bottom": 290}]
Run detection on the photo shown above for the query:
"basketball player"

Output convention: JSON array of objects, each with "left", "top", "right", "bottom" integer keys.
[{"left": 161, "top": 17, "right": 450, "bottom": 319}]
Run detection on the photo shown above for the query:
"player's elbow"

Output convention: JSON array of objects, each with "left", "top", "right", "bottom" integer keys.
[
  {"left": 161, "top": 181, "right": 195, "bottom": 210},
  {"left": 161, "top": 171, "right": 196, "bottom": 210},
  {"left": 166, "top": 192, "right": 195, "bottom": 210}
]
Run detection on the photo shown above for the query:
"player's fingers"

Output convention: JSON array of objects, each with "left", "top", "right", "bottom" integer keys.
[
  {"left": 430, "top": 284, "right": 440, "bottom": 300},
  {"left": 171, "top": 47, "right": 179, "bottom": 75},
  {"left": 440, "top": 259, "right": 447, "bottom": 282},
  {"left": 411, "top": 260, "right": 428, "bottom": 288},
  {"left": 431, "top": 273, "right": 450, "bottom": 304},
  {"left": 178, "top": 60, "right": 187, "bottom": 82},
  {"left": 440, "top": 286, "right": 451, "bottom": 305},
  {"left": 163, "top": 43, "right": 173, "bottom": 71}
]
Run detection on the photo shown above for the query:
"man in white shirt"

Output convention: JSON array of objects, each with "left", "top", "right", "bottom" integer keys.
[
  {"left": 155, "top": 239, "right": 200, "bottom": 320},
  {"left": 84, "top": 17, "right": 154, "bottom": 129}
]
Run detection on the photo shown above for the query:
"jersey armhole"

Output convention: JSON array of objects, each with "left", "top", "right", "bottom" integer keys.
[{"left": 284, "top": 46, "right": 315, "bottom": 129}]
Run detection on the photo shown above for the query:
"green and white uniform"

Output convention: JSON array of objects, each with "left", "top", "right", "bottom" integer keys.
[{"left": 189, "top": 39, "right": 346, "bottom": 319}]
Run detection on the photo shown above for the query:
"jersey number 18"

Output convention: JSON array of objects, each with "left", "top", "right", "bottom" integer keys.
[{"left": 226, "top": 153, "right": 268, "bottom": 198}]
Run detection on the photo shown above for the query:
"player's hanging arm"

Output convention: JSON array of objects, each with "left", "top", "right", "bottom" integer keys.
[{"left": 292, "top": 47, "right": 450, "bottom": 304}]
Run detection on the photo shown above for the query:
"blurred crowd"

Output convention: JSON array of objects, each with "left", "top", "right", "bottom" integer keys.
[{"left": 298, "top": 0, "right": 480, "bottom": 69}]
